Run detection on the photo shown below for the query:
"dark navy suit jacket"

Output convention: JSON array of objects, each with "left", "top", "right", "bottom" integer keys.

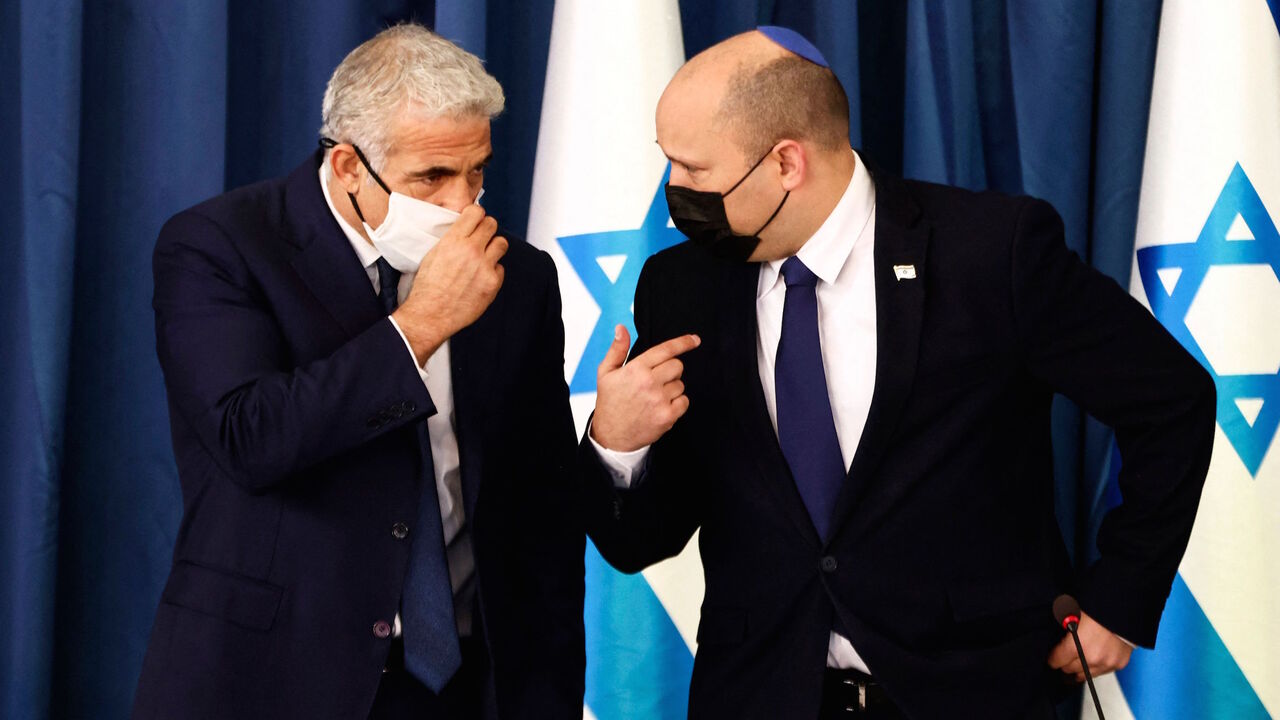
[
  {"left": 133, "top": 152, "right": 584, "bottom": 719},
  {"left": 579, "top": 167, "right": 1216, "bottom": 719}
]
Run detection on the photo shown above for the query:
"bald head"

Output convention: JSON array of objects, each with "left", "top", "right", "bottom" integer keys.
[{"left": 662, "top": 30, "right": 850, "bottom": 162}]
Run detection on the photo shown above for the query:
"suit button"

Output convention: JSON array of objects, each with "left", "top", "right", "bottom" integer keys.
[
  {"left": 391, "top": 522, "right": 409, "bottom": 540},
  {"left": 403, "top": 401, "right": 416, "bottom": 414},
  {"left": 820, "top": 556, "right": 838, "bottom": 573},
  {"left": 373, "top": 620, "right": 392, "bottom": 638}
]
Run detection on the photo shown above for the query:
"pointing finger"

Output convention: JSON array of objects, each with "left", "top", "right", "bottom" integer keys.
[{"left": 637, "top": 334, "right": 701, "bottom": 368}]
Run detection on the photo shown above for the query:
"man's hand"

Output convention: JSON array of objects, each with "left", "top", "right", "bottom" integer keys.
[
  {"left": 392, "top": 205, "right": 507, "bottom": 364},
  {"left": 591, "top": 326, "right": 700, "bottom": 452},
  {"left": 1047, "top": 611, "right": 1133, "bottom": 683}
]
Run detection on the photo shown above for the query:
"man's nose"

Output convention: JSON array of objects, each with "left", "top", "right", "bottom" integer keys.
[{"left": 438, "top": 177, "right": 479, "bottom": 213}]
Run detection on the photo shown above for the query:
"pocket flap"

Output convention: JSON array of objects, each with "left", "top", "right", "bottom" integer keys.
[{"left": 162, "top": 560, "right": 284, "bottom": 631}]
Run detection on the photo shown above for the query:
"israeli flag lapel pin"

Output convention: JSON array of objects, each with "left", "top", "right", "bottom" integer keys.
[{"left": 893, "top": 264, "right": 917, "bottom": 281}]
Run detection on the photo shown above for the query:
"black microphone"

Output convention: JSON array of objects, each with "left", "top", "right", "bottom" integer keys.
[{"left": 1053, "top": 594, "right": 1105, "bottom": 720}]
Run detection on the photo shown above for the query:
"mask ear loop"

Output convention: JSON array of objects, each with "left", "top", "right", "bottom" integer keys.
[
  {"left": 722, "top": 148, "right": 774, "bottom": 198},
  {"left": 752, "top": 191, "right": 790, "bottom": 236},
  {"left": 722, "top": 143, "right": 788, "bottom": 236},
  {"left": 319, "top": 137, "right": 390, "bottom": 224}
]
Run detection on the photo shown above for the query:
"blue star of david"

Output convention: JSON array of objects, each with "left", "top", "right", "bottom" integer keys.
[
  {"left": 1136, "top": 163, "right": 1280, "bottom": 476},
  {"left": 558, "top": 166, "right": 685, "bottom": 393}
]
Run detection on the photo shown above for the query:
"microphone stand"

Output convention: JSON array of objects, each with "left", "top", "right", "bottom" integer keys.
[{"left": 1064, "top": 615, "right": 1105, "bottom": 720}]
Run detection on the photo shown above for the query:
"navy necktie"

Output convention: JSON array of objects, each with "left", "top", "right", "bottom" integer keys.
[
  {"left": 375, "top": 257, "right": 400, "bottom": 315},
  {"left": 775, "top": 257, "right": 846, "bottom": 541},
  {"left": 376, "top": 257, "right": 463, "bottom": 691}
]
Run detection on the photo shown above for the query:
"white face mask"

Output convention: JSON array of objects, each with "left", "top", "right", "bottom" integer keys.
[
  {"left": 362, "top": 189, "right": 484, "bottom": 273},
  {"left": 323, "top": 138, "right": 485, "bottom": 273}
]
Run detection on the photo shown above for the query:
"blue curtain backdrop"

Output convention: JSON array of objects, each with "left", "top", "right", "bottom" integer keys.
[{"left": 0, "top": 1, "right": 1159, "bottom": 718}]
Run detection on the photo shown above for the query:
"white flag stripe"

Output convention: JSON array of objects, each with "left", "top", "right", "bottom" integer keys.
[
  {"left": 1129, "top": 0, "right": 1280, "bottom": 713},
  {"left": 1083, "top": 675, "right": 1136, "bottom": 720},
  {"left": 1129, "top": 1, "right": 1280, "bottom": 291},
  {"left": 527, "top": 1, "right": 685, "bottom": 385},
  {"left": 526, "top": 5, "right": 702, "bottom": 718},
  {"left": 640, "top": 529, "right": 705, "bottom": 652},
  {"left": 1177, "top": 428, "right": 1280, "bottom": 710},
  {"left": 568, "top": 393, "right": 596, "bottom": 441}
]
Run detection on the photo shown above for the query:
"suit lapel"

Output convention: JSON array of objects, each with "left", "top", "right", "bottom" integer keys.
[
  {"left": 284, "top": 151, "right": 384, "bottom": 338},
  {"left": 716, "top": 260, "right": 824, "bottom": 548},
  {"left": 827, "top": 171, "right": 930, "bottom": 545}
]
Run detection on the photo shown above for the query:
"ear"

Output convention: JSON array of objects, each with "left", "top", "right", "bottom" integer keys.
[
  {"left": 327, "top": 144, "right": 366, "bottom": 195},
  {"left": 774, "top": 139, "right": 807, "bottom": 192}
]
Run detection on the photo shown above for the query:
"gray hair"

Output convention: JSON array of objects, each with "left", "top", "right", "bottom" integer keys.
[{"left": 320, "top": 23, "right": 505, "bottom": 173}]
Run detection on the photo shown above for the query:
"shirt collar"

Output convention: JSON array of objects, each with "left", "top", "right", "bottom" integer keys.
[
  {"left": 319, "top": 161, "right": 382, "bottom": 270},
  {"left": 759, "top": 149, "right": 875, "bottom": 297}
]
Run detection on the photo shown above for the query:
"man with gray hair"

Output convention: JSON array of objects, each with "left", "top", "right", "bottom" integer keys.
[{"left": 133, "top": 24, "right": 584, "bottom": 719}]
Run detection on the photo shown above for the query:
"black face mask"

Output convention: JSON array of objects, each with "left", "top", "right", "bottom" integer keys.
[{"left": 664, "top": 150, "right": 790, "bottom": 261}]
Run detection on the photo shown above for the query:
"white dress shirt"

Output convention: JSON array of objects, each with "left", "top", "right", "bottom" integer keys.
[
  {"left": 319, "top": 164, "right": 475, "bottom": 636},
  {"left": 592, "top": 150, "right": 878, "bottom": 671}
]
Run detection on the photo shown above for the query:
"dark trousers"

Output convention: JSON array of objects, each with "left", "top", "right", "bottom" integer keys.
[{"left": 368, "top": 634, "right": 489, "bottom": 720}]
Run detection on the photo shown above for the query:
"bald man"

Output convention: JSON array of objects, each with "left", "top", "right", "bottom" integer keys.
[{"left": 578, "top": 28, "right": 1214, "bottom": 719}]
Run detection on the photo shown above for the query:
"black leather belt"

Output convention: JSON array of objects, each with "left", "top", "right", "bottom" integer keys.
[{"left": 819, "top": 667, "right": 904, "bottom": 718}]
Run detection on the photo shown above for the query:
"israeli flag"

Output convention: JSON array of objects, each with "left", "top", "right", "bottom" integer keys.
[
  {"left": 525, "top": 3, "right": 702, "bottom": 718},
  {"left": 1088, "top": 1, "right": 1280, "bottom": 717}
]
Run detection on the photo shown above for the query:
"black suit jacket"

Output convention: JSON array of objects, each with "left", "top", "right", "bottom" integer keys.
[
  {"left": 133, "top": 152, "right": 584, "bottom": 719},
  {"left": 578, "top": 168, "right": 1215, "bottom": 719}
]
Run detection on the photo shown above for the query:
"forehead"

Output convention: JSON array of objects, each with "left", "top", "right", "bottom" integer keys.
[
  {"left": 385, "top": 111, "right": 491, "bottom": 164},
  {"left": 656, "top": 78, "right": 733, "bottom": 163}
]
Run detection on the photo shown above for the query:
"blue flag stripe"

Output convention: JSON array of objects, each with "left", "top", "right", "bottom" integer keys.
[
  {"left": 1099, "top": 425, "right": 1270, "bottom": 716},
  {"left": 559, "top": 167, "right": 684, "bottom": 394},
  {"left": 584, "top": 542, "right": 694, "bottom": 720},
  {"left": 1117, "top": 574, "right": 1270, "bottom": 718}
]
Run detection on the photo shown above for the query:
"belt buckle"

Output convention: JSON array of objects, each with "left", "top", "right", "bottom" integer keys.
[{"left": 841, "top": 678, "right": 868, "bottom": 712}]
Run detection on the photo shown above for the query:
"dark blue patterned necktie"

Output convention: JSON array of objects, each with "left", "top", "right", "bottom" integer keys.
[
  {"left": 775, "top": 257, "right": 846, "bottom": 541},
  {"left": 375, "top": 257, "right": 400, "bottom": 315},
  {"left": 375, "top": 256, "right": 462, "bottom": 691}
]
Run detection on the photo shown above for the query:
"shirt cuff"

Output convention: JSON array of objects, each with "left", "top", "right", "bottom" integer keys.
[
  {"left": 587, "top": 424, "right": 650, "bottom": 489},
  {"left": 388, "top": 316, "right": 430, "bottom": 386}
]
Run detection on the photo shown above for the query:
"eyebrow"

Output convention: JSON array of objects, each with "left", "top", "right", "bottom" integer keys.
[
  {"left": 656, "top": 141, "right": 705, "bottom": 171},
  {"left": 407, "top": 153, "right": 494, "bottom": 179}
]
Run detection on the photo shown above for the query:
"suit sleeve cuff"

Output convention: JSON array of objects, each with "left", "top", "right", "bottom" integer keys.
[
  {"left": 586, "top": 424, "right": 650, "bottom": 488},
  {"left": 388, "top": 315, "right": 430, "bottom": 387},
  {"left": 1078, "top": 557, "right": 1171, "bottom": 648}
]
